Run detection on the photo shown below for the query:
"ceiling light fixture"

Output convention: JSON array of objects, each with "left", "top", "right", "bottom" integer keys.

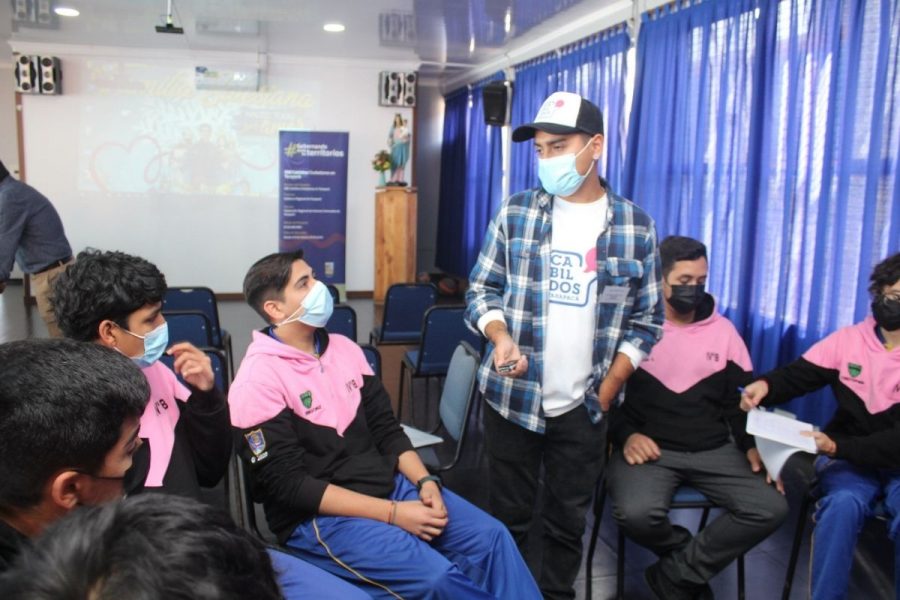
[
  {"left": 54, "top": 7, "right": 80, "bottom": 17},
  {"left": 323, "top": 23, "right": 345, "bottom": 33}
]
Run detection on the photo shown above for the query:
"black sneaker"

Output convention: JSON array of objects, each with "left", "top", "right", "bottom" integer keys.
[{"left": 644, "top": 562, "right": 714, "bottom": 600}]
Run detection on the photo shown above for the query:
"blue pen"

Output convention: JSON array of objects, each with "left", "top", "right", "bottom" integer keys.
[{"left": 737, "top": 386, "right": 747, "bottom": 395}]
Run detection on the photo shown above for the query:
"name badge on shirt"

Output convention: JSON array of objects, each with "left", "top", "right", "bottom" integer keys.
[{"left": 598, "top": 285, "right": 630, "bottom": 304}]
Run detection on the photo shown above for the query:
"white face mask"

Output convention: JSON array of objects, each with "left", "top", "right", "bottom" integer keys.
[
  {"left": 537, "top": 137, "right": 597, "bottom": 197},
  {"left": 276, "top": 280, "right": 334, "bottom": 328}
]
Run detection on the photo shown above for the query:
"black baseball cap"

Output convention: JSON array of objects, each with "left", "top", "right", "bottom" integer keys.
[{"left": 512, "top": 91, "right": 604, "bottom": 142}]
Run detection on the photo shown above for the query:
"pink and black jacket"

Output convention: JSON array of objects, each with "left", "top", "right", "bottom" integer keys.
[
  {"left": 760, "top": 316, "right": 900, "bottom": 469},
  {"left": 610, "top": 296, "right": 756, "bottom": 453},
  {"left": 228, "top": 329, "right": 413, "bottom": 543}
]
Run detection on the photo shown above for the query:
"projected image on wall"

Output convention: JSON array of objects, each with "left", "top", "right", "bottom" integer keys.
[{"left": 79, "top": 60, "right": 317, "bottom": 197}]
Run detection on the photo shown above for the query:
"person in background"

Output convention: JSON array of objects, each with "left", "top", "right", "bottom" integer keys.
[
  {"left": 0, "top": 159, "right": 73, "bottom": 337},
  {"left": 465, "top": 90, "right": 665, "bottom": 599},
  {"left": 741, "top": 252, "right": 900, "bottom": 600},
  {"left": 607, "top": 236, "right": 788, "bottom": 600}
]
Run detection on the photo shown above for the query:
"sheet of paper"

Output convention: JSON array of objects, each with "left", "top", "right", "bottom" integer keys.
[
  {"left": 401, "top": 424, "right": 444, "bottom": 449},
  {"left": 753, "top": 437, "right": 805, "bottom": 480},
  {"left": 746, "top": 409, "right": 817, "bottom": 452}
]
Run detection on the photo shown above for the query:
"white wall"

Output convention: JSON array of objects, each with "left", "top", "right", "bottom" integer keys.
[
  {"left": 0, "top": 62, "right": 17, "bottom": 171},
  {"left": 15, "top": 45, "right": 415, "bottom": 293}
]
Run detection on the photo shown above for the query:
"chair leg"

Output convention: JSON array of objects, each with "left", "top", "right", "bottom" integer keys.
[
  {"left": 397, "top": 361, "right": 406, "bottom": 422},
  {"left": 782, "top": 494, "right": 813, "bottom": 600},
  {"left": 698, "top": 506, "right": 711, "bottom": 531},
  {"left": 616, "top": 528, "right": 626, "bottom": 600}
]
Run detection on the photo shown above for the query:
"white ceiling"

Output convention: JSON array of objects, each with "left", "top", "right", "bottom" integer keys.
[{"left": 2, "top": 0, "right": 635, "bottom": 84}]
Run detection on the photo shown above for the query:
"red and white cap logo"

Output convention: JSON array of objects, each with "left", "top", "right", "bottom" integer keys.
[{"left": 533, "top": 92, "right": 581, "bottom": 127}]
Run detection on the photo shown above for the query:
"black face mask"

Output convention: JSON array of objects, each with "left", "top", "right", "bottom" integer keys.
[
  {"left": 122, "top": 441, "right": 151, "bottom": 497},
  {"left": 668, "top": 284, "right": 705, "bottom": 314},
  {"left": 872, "top": 294, "right": 900, "bottom": 332}
]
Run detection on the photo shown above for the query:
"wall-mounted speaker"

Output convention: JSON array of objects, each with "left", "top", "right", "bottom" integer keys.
[
  {"left": 15, "top": 55, "right": 39, "bottom": 94},
  {"left": 39, "top": 56, "right": 62, "bottom": 94},
  {"left": 13, "top": 0, "right": 29, "bottom": 22},
  {"left": 483, "top": 80, "right": 513, "bottom": 126},
  {"left": 379, "top": 71, "right": 417, "bottom": 107}
]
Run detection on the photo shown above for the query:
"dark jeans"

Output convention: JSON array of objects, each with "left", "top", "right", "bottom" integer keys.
[{"left": 483, "top": 403, "right": 607, "bottom": 600}]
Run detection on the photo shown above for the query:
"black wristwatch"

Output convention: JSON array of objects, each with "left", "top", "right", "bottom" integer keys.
[{"left": 416, "top": 474, "right": 442, "bottom": 491}]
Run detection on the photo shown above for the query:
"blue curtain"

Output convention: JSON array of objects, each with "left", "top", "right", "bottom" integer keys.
[
  {"left": 436, "top": 72, "right": 505, "bottom": 276},
  {"left": 435, "top": 87, "right": 471, "bottom": 275},
  {"left": 509, "top": 27, "right": 632, "bottom": 195},
  {"left": 625, "top": 0, "right": 900, "bottom": 425}
]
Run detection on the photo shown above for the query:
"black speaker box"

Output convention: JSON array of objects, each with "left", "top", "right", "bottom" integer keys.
[
  {"left": 15, "top": 55, "right": 39, "bottom": 94},
  {"left": 483, "top": 81, "right": 513, "bottom": 126},
  {"left": 39, "top": 56, "right": 62, "bottom": 94},
  {"left": 379, "top": 71, "right": 417, "bottom": 107}
]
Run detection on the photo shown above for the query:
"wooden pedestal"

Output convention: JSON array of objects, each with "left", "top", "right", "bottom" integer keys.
[{"left": 374, "top": 187, "right": 417, "bottom": 303}]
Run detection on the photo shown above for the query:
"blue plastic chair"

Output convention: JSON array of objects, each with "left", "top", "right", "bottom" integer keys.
[
  {"left": 163, "top": 287, "right": 234, "bottom": 376},
  {"left": 369, "top": 283, "right": 437, "bottom": 344},
  {"left": 159, "top": 347, "right": 229, "bottom": 394},
  {"left": 326, "top": 305, "right": 357, "bottom": 341},
  {"left": 360, "top": 344, "right": 382, "bottom": 379},
  {"left": 402, "top": 341, "right": 480, "bottom": 473},
  {"left": 326, "top": 283, "right": 341, "bottom": 305},
  {"left": 163, "top": 310, "right": 212, "bottom": 348},
  {"left": 397, "top": 305, "right": 482, "bottom": 424},
  {"left": 586, "top": 481, "right": 746, "bottom": 600}
]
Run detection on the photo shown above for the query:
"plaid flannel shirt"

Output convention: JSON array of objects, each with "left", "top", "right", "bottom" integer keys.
[{"left": 465, "top": 185, "right": 664, "bottom": 433}]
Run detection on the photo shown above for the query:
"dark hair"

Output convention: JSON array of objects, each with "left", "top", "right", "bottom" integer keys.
[
  {"left": 52, "top": 249, "right": 167, "bottom": 341},
  {"left": 0, "top": 339, "right": 149, "bottom": 513},
  {"left": 659, "top": 236, "right": 708, "bottom": 277},
  {"left": 0, "top": 495, "right": 283, "bottom": 600},
  {"left": 243, "top": 249, "right": 304, "bottom": 322},
  {"left": 869, "top": 252, "right": 900, "bottom": 296}
]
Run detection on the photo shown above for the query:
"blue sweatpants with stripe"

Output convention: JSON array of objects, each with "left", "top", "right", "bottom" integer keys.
[
  {"left": 268, "top": 548, "right": 370, "bottom": 599},
  {"left": 811, "top": 457, "right": 900, "bottom": 600},
  {"left": 285, "top": 474, "right": 541, "bottom": 599}
]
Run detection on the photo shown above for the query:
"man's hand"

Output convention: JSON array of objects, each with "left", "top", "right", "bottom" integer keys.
[
  {"left": 747, "top": 447, "right": 784, "bottom": 494},
  {"left": 740, "top": 380, "right": 769, "bottom": 411},
  {"left": 487, "top": 324, "right": 528, "bottom": 378},
  {"left": 598, "top": 375, "right": 626, "bottom": 412},
  {"left": 802, "top": 431, "right": 837, "bottom": 457},
  {"left": 393, "top": 500, "right": 449, "bottom": 541},
  {"left": 623, "top": 433, "right": 661, "bottom": 465},
  {"left": 166, "top": 342, "right": 215, "bottom": 391},
  {"left": 418, "top": 481, "right": 447, "bottom": 524}
]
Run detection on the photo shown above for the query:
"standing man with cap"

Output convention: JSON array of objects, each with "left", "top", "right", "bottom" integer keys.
[
  {"left": 0, "top": 159, "right": 72, "bottom": 337},
  {"left": 465, "top": 91, "right": 665, "bottom": 599}
]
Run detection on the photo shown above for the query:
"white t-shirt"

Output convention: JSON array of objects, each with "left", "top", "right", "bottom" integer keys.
[{"left": 542, "top": 194, "right": 608, "bottom": 417}]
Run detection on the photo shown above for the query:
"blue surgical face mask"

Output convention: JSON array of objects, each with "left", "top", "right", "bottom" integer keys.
[
  {"left": 277, "top": 280, "right": 334, "bottom": 329},
  {"left": 121, "top": 322, "right": 169, "bottom": 369},
  {"left": 537, "top": 137, "right": 597, "bottom": 197}
]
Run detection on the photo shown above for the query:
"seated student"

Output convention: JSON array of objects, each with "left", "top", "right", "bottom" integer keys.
[
  {"left": 1, "top": 495, "right": 282, "bottom": 599},
  {"left": 608, "top": 236, "right": 788, "bottom": 600},
  {"left": 741, "top": 252, "right": 900, "bottom": 600},
  {"left": 52, "top": 249, "right": 232, "bottom": 497},
  {"left": 229, "top": 249, "right": 541, "bottom": 600},
  {"left": 0, "top": 339, "right": 149, "bottom": 573},
  {"left": 52, "top": 249, "right": 367, "bottom": 600}
]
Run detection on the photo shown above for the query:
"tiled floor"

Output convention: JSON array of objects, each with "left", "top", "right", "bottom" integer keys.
[{"left": 2, "top": 282, "right": 894, "bottom": 599}]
